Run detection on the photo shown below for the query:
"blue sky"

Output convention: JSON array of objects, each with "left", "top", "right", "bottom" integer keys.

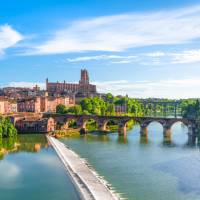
[{"left": 1, "top": 0, "right": 200, "bottom": 98}]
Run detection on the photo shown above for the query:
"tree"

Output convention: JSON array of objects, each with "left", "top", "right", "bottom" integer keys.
[
  {"left": 0, "top": 117, "right": 17, "bottom": 140},
  {"left": 56, "top": 104, "right": 67, "bottom": 114},
  {"left": 67, "top": 105, "right": 82, "bottom": 115},
  {"left": 181, "top": 99, "right": 200, "bottom": 119},
  {"left": 105, "top": 93, "right": 114, "bottom": 103},
  {"left": 80, "top": 98, "right": 93, "bottom": 113}
]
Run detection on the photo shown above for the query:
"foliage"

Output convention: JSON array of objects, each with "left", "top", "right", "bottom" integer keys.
[
  {"left": 67, "top": 105, "right": 82, "bottom": 115},
  {"left": 0, "top": 116, "right": 17, "bottom": 140},
  {"left": 56, "top": 94, "right": 144, "bottom": 117},
  {"left": 56, "top": 104, "right": 67, "bottom": 114},
  {"left": 180, "top": 99, "right": 200, "bottom": 119}
]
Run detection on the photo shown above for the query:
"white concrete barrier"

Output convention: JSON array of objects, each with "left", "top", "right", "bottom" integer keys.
[{"left": 47, "top": 135, "right": 121, "bottom": 200}]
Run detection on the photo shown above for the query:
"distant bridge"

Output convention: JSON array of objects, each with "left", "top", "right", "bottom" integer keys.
[
  {"left": 137, "top": 99, "right": 182, "bottom": 118},
  {"left": 43, "top": 113, "right": 198, "bottom": 143}
]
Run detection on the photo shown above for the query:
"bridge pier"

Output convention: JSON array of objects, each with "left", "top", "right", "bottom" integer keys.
[
  {"left": 118, "top": 124, "right": 127, "bottom": 137},
  {"left": 99, "top": 124, "right": 107, "bottom": 131},
  {"left": 60, "top": 122, "right": 69, "bottom": 130},
  {"left": 98, "top": 120, "right": 107, "bottom": 132},
  {"left": 77, "top": 118, "right": 87, "bottom": 134},
  {"left": 163, "top": 125, "right": 172, "bottom": 141},
  {"left": 140, "top": 124, "right": 148, "bottom": 137},
  {"left": 188, "top": 124, "right": 197, "bottom": 145}
]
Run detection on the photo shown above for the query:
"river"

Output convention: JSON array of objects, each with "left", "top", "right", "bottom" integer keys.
[
  {"left": 60, "top": 122, "right": 200, "bottom": 200},
  {"left": 1, "top": 123, "right": 200, "bottom": 200},
  {"left": 0, "top": 134, "right": 80, "bottom": 200}
]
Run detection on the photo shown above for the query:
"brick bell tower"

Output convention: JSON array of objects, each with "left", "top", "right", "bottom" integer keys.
[
  {"left": 78, "top": 69, "right": 91, "bottom": 94},
  {"left": 79, "top": 69, "right": 89, "bottom": 85}
]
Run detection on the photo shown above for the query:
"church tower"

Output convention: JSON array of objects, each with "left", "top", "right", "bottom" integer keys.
[{"left": 79, "top": 69, "right": 89, "bottom": 85}]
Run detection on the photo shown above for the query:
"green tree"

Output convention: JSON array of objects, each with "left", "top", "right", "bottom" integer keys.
[
  {"left": 0, "top": 117, "right": 17, "bottom": 140},
  {"left": 56, "top": 104, "right": 67, "bottom": 114},
  {"left": 80, "top": 98, "right": 93, "bottom": 113},
  {"left": 105, "top": 93, "right": 114, "bottom": 103},
  {"left": 67, "top": 105, "right": 82, "bottom": 115}
]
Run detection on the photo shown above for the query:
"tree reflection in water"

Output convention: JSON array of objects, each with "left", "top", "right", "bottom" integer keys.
[{"left": 0, "top": 134, "right": 48, "bottom": 160}]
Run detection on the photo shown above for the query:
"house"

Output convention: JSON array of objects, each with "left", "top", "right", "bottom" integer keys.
[{"left": 15, "top": 117, "right": 55, "bottom": 133}]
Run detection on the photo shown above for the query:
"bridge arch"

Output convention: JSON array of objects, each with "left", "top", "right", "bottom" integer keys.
[
  {"left": 81, "top": 117, "right": 99, "bottom": 131},
  {"left": 98, "top": 118, "right": 120, "bottom": 132},
  {"left": 139, "top": 119, "right": 166, "bottom": 137},
  {"left": 65, "top": 118, "right": 79, "bottom": 129},
  {"left": 58, "top": 117, "right": 78, "bottom": 130},
  {"left": 168, "top": 119, "right": 191, "bottom": 129},
  {"left": 167, "top": 119, "right": 192, "bottom": 135},
  {"left": 146, "top": 120, "right": 164, "bottom": 130},
  {"left": 170, "top": 121, "right": 189, "bottom": 144}
]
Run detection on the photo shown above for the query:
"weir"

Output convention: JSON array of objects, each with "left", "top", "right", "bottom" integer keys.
[{"left": 47, "top": 136, "right": 121, "bottom": 200}]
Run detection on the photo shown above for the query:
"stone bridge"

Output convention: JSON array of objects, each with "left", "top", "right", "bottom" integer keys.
[{"left": 43, "top": 113, "right": 198, "bottom": 142}]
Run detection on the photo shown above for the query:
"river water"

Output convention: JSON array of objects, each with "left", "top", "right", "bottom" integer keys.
[
  {"left": 0, "top": 134, "right": 80, "bottom": 200},
  {"left": 60, "top": 122, "right": 200, "bottom": 200}
]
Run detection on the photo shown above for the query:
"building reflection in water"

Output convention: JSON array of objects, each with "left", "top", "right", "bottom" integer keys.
[{"left": 0, "top": 134, "right": 48, "bottom": 160}]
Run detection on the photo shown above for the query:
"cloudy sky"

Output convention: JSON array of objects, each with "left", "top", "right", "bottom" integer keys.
[{"left": 1, "top": 0, "right": 200, "bottom": 99}]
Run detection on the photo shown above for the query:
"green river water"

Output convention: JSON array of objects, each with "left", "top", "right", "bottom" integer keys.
[
  {"left": 1, "top": 122, "right": 200, "bottom": 200},
  {"left": 60, "top": 122, "right": 200, "bottom": 200},
  {"left": 0, "top": 134, "right": 80, "bottom": 200}
]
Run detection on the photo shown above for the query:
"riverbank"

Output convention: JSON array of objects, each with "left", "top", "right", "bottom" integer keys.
[
  {"left": 47, "top": 135, "right": 121, "bottom": 200},
  {"left": 52, "top": 129, "right": 80, "bottom": 138},
  {"left": 51, "top": 129, "right": 111, "bottom": 138}
]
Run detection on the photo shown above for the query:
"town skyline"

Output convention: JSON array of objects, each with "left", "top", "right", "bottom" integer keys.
[{"left": 1, "top": 0, "right": 200, "bottom": 98}]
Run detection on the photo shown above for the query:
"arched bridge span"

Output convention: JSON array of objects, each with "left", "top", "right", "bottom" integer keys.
[{"left": 43, "top": 113, "right": 197, "bottom": 142}]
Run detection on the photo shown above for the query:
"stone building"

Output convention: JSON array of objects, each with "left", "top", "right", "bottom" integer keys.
[
  {"left": 15, "top": 117, "right": 55, "bottom": 133},
  {"left": 0, "top": 97, "right": 17, "bottom": 114},
  {"left": 40, "top": 95, "right": 75, "bottom": 112},
  {"left": 1, "top": 85, "right": 45, "bottom": 100},
  {"left": 17, "top": 95, "right": 75, "bottom": 113},
  {"left": 46, "top": 69, "right": 97, "bottom": 96},
  {"left": 17, "top": 97, "right": 41, "bottom": 113}
]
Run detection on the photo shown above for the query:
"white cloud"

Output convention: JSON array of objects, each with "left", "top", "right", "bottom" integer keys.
[
  {"left": 144, "top": 51, "right": 165, "bottom": 57},
  {"left": 171, "top": 49, "right": 200, "bottom": 64},
  {"left": 65, "top": 48, "right": 200, "bottom": 65},
  {"left": 0, "top": 24, "right": 23, "bottom": 56},
  {"left": 66, "top": 54, "right": 138, "bottom": 63},
  {"left": 94, "top": 79, "right": 200, "bottom": 99},
  {"left": 0, "top": 161, "right": 21, "bottom": 189},
  {"left": 23, "top": 5, "right": 200, "bottom": 55}
]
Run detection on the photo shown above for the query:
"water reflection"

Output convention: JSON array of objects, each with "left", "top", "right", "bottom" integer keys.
[
  {"left": 0, "top": 134, "right": 80, "bottom": 200},
  {"left": 61, "top": 127, "right": 199, "bottom": 148},
  {"left": 76, "top": 133, "right": 110, "bottom": 143},
  {"left": 0, "top": 134, "right": 48, "bottom": 160},
  {"left": 140, "top": 135, "right": 149, "bottom": 144},
  {"left": 153, "top": 155, "right": 200, "bottom": 195},
  {"left": 16, "top": 134, "right": 48, "bottom": 153},
  {"left": 117, "top": 135, "right": 128, "bottom": 144}
]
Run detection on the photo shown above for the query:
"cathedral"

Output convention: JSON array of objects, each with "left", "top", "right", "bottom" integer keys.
[{"left": 46, "top": 69, "right": 97, "bottom": 96}]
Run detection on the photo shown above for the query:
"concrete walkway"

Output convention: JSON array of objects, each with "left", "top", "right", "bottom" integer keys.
[{"left": 47, "top": 136, "right": 121, "bottom": 200}]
